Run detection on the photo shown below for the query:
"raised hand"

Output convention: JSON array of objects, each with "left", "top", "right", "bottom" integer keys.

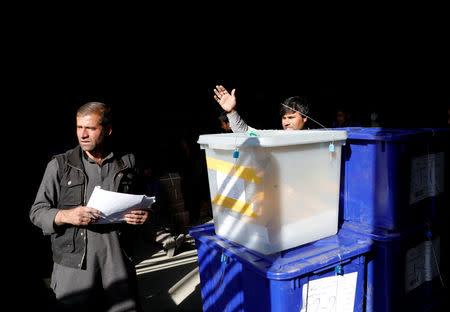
[{"left": 213, "top": 85, "right": 236, "bottom": 113}]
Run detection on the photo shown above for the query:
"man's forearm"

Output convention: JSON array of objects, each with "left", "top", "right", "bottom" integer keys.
[{"left": 227, "top": 111, "right": 249, "bottom": 133}]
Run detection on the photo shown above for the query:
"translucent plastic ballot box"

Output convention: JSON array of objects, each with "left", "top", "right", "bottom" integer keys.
[
  {"left": 190, "top": 223, "right": 372, "bottom": 312},
  {"left": 335, "top": 127, "right": 450, "bottom": 232},
  {"left": 342, "top": 218, "right": 449, "bottom": 312},
  {"left": 197, "top": 130, "right": 347, "bottom": 255}
]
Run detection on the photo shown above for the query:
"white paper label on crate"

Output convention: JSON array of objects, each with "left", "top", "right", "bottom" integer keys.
[
  {"left": 216, "top": 171, "right": 246, "bottom": 203},
  {"left": 410, "top": 152, "right": 445, "bottom": 204},
  {"left": 300, "top": 272, "right": 358, "bottom": 312},
  {"left": 404, "top": 241, "right": 426, "bottom": 293},
  {"left": 404, "top": 237, "right": 440, "bottom": 293},
  {"left": 424, "top": 237, "right": 440, "bottom": 282}
]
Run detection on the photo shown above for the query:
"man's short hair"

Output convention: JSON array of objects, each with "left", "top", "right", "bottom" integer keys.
[
  {"left": 77, "top": 102, "right": 112, "bottom": 127},
  {"left": 280, "top": 96, "right": 310, "bottom": 117}
]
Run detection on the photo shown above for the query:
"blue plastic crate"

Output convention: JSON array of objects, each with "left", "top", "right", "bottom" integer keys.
[
  {"left": 336, "top": 127, "right": 450, "bottom": 231},
  {"left": 190, "top": 223, "right": 372, "bottom": 312},
  {"left": 342, "top": 219, "right": 448, "bottom": 312}
]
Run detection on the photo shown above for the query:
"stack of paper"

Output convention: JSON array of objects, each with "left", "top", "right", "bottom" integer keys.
[{"left": 87, "top": 187, "right": 156, "bottom": 224}]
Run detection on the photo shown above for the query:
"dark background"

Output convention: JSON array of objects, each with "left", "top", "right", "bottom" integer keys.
[
  {"left": 10, "top": 75, "right": 449, "bottom": 308},
  {"left": 5, "top": 7, "right": 449, "bottom": 308},
  {"left": 19, "top": 79, "right": 449, "bottom": 216}
]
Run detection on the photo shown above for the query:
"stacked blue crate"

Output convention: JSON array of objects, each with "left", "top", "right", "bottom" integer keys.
[
  {"left": 336, "top": 127, "right": 450, "bottom": 311},
  {"left": 190, "top": 223, "right": 372, "bottom": 312}
]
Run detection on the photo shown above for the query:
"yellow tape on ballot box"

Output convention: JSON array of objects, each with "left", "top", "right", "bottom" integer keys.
[
  {"left": 207, "top": 157, "right": 261, "bottom": 218},
  {"left": 211, "top": 194, "right": 259, "bottom": 218},
  {"left": 205, "top": 157, "right": 262, "bottom": 184}
]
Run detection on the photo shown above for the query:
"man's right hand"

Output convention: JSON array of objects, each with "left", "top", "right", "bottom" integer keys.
[
  {"left": 54, "top": 206, "right": 101, "bottom": 226},
  {"left": 213, "top": 85, "right": 236, "bottom": 113}
]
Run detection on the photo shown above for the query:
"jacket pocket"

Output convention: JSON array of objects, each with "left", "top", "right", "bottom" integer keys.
[
  {"left": 59, "top": 176, "right": 84, "bottom": 207},
  {"left": 51, "top": 227, "right": 76, "bottom": 254},
  {"left": 117, "top": 171, "right": 135, "bottom": 193}
]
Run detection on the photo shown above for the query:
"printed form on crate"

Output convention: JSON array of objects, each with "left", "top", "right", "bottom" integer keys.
[{"left": 300, "top": 272, "right": 358, "bottom": 312}]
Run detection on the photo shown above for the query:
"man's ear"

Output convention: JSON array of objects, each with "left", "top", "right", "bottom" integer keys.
[
  {"left": 106, "top": 125, "right": 112, "bottom": 136},
  {"left": 303, "top": 117, "right": 308, "bottom": 123}
]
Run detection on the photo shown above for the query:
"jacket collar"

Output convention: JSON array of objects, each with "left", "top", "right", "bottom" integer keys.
[
  {"left": 66, "top": 145, "right": 129, "bottom": 171},
  {"left": 67, "top": 145, "right": 84, "bottom": 169}
]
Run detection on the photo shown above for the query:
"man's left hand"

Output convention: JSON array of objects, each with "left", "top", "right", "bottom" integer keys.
[{"left": 124, "top": 209, "right": 149, "bottom": 225}]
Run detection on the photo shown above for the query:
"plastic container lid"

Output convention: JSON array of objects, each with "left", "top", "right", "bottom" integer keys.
[
  {"left": 331, "top": 127, "right": 437, "bottom": 142},
  {"left": 341, "top": 219, "right": 444, "bottom": 242},
  {"left": 190, "top": 224, "right": 372, "bottom": 280},
  {"left": 198, "top": 130, "right": 347, "bottom": 149}
]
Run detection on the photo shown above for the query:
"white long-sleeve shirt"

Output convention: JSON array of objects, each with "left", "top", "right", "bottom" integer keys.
[{"left": 226, "top": 111, "right": 257, "bottom": 133}]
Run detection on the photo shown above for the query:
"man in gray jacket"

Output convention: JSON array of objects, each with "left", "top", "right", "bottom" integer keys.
[{"left": 30, "top": 101, "right": 148, "bottom": 311}]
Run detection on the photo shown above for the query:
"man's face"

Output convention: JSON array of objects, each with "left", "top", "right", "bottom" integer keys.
[
  {"left": 76, "top": 113, "right": 111, "bottom": 153},
  {"left": 221, "top": 121, "right": 231, "bottom": 132},
  {"left": 336, "top": 110, "right": 346, "bottom": 126},
  {"left": 281, "top": 112, "right": 307, "bottom": 130}
]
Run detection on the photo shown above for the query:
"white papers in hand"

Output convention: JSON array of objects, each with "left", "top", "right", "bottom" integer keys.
[{"left": 87, "top": 187, "right": 155, "bottom": 224}]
